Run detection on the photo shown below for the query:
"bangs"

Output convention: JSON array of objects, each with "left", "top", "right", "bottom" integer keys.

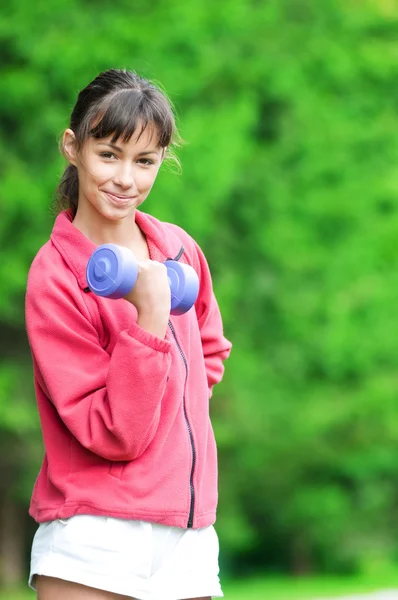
[{"left": 86, "top": 88, "right": 174, "bottom": 148}]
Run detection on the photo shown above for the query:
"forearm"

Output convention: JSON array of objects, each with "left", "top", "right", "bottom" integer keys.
[{"left": 137, "top": 307, "right": 169, "bottom": 339}]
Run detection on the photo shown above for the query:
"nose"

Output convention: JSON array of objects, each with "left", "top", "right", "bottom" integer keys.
[{"left": 113, "top": 162, "right": 137, "bottom": 191}]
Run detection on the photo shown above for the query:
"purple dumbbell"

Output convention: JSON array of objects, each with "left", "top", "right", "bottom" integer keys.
[{"left": 86, "top": 244, "right": 199, "bottom": 316}]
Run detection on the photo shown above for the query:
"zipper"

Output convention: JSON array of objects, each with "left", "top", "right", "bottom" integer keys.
[
  {"left": 168, "top": 319, "right": 196, "bottom": 528},
  {"left": 166, "top": 245, "right": 196, "bottom": 527}
]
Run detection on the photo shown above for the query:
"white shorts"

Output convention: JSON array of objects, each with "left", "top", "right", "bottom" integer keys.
[{"left": 29, "top": 515, "right": 223, "bottom": 599}]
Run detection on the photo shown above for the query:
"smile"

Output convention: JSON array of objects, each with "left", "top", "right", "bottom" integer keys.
[{"left": 103, "top": 191, "right": 136, "bottom": 206}]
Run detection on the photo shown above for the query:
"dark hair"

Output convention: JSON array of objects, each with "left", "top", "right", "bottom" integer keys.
[{"left": 55, "top": 69, "right": 182, "bottom": 216}]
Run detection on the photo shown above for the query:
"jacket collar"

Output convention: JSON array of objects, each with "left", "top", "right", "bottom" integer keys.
[{"left": 50, "top": 209, "right": 184, "bottom": 290}]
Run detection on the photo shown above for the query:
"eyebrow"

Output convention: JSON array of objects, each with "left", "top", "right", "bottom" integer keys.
[{"left": 101, "top": 142, "right": 160, "bottom": 155}]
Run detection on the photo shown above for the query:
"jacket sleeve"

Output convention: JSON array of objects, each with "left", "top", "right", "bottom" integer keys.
[
  {"left": 25, "top": 260, "right": 172, "bottom": 462},
  {"left": 193, "top": 241, "right": 232, "bottom": 397}
]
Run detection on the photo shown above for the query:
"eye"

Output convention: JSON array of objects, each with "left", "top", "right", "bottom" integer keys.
[
  {"left": 99, "top": 152, "right": 116, "bottom": 159},
  {"left": 138, "top": 158, "right": 154, "bottom": 165}
]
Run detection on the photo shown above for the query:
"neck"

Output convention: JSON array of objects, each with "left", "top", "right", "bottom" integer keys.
[{"left": 72, "top": 203, "right": 142, "bottom": 248}]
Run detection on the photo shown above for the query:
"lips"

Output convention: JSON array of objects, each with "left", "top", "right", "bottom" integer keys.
[{"left": 103, "top": 191, "right": 135, "bottom": 206}]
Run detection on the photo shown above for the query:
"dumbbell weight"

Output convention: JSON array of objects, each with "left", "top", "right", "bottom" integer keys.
[{"left": 86, "top": 244, "right": 199, "bottom": 316}]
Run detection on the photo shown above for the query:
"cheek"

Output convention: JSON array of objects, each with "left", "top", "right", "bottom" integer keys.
[
  {"left": 137, "top": 168, "right": 161, "bottom": 191},
  {"left": 79, "top": 159, "right": 114, "bottom": 187},
  {"left": 91, "top": 163, "right": 114, "bottom": 185}
]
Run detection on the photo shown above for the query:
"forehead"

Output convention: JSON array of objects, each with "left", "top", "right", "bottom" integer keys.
[{"left": 94, "top": 124, "right": 162, "bottom": 151}]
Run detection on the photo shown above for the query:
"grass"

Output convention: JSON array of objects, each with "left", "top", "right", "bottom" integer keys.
[
  {"left": 222, "top": 573, "right": 398, "bottom": 599},
  {"left": 2, "top": 574, "right": 398, "bottom": 599}
]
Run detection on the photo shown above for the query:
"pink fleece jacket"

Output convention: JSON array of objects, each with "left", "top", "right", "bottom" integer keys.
[{"left": 25, "top": 209, "right": 231, "bottom": 529}]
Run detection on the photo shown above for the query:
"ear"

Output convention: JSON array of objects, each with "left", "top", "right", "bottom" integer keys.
[{"left": 62, "top": 129, "right": 78, "bottom": 166}]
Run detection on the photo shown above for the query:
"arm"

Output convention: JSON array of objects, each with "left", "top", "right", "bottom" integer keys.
[
  {"left": 194, "top": 241, "right": 232, "bottom": 397},
  {"left": 26, "top": 261, "right": 172, "bottom": 462}
]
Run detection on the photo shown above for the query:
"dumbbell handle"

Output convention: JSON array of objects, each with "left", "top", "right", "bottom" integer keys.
[{"left": 86, "top": 244, "right": 199, "bottom": 316}]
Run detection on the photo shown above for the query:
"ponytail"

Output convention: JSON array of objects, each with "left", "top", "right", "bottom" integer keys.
[{"left": 55, "top": 165, "right": 79, "bottom": 217}]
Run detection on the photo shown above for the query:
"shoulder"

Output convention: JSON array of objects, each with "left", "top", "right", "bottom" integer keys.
[
  {"left": 163, "top": 222, "right": 203, "bottom": 267},
  {"left": 165, "top": 222, "right": 197, "bottom": 248},
  {"left": 26, "top": 239, "right": 84, "bottom": 310},
  {"left": 165, "top": 222, "right": 212, "bottom": 275},
  {"left": 28, "top": 240, "right": 73, "bottom": 286},
  {"left": 141, "top": 211, "right": 202, "bottom": 268}
]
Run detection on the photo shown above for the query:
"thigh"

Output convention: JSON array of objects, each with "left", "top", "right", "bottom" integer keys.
[{"left": 36, "top": 576, "right": 134, "bottom": 600}]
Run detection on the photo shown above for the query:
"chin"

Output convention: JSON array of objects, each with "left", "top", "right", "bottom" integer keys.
[{"left": 99, "top": 203, "right": 136, "bottom": 221}]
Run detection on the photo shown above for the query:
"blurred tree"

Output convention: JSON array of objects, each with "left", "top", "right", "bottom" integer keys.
[{"left": 2, "top": 0, "right": 398, "bottom": 583}]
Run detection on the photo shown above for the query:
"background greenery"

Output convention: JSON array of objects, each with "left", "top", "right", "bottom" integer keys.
[{"left": 2, "top": 0, "right": 398, "bottom": 596}]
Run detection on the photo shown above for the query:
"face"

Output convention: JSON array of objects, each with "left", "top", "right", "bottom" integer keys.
[{"left": 63, "top": 125, "right": 165, "bottom": 222}]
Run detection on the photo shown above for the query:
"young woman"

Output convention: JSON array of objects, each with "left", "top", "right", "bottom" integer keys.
[{"left": 25, "top": 68, "right": 232, "bottom": 600}]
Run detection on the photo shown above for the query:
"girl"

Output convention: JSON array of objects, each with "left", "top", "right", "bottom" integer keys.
[{"left": 25, "top": 68, "right": 232, "bottom": 600}]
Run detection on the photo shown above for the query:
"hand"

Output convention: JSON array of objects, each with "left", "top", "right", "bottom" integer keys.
[{"left": 124, "top": 260, "right": 171, "bottom": 338}]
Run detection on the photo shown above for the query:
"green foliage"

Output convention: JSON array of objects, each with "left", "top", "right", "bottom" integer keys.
[{"left": 2, "top": 0, "right": 398, "bottom": 577}]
